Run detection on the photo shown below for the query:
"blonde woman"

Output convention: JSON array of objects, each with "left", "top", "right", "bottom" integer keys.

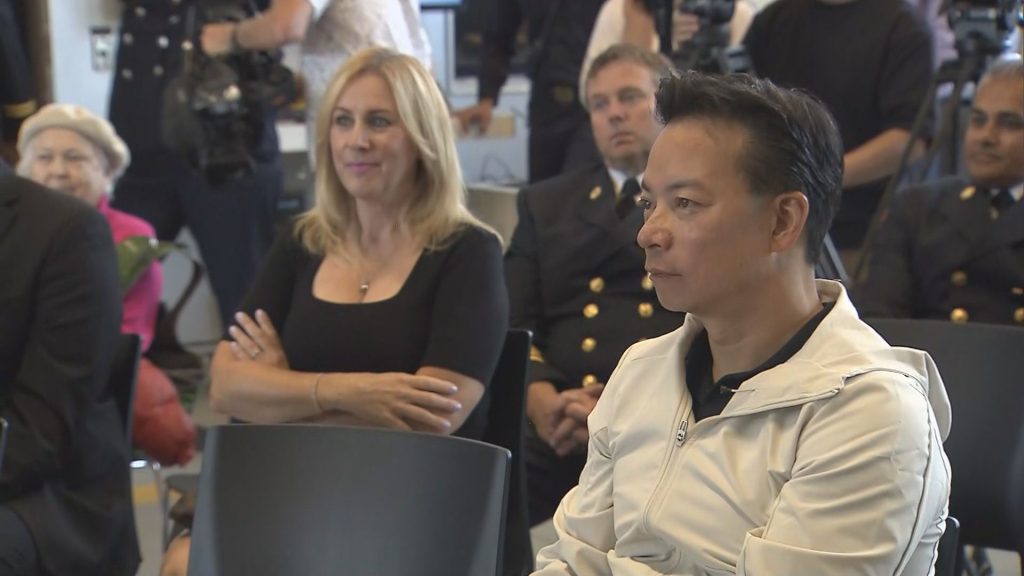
[
  {"left": 161, "top": 46, "right": 508, "bottom": 576},
  {"left": 211, "top": 46, "right": 509, "bottom": 437}
]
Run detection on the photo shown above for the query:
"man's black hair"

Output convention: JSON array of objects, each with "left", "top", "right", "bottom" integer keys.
[{"left": 656, "top": 72, "right": 844, "bottom": 263}]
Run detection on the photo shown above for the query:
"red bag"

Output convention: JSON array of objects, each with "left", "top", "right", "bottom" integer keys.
[{"left": 133, "top": 357, "right": 197, "bottom": 466}]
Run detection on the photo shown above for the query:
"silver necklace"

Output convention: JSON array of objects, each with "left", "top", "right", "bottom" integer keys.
[{"left": 359, "top": 279, "right": 370, "bottom": 296}]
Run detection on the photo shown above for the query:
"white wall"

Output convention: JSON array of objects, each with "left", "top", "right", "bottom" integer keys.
[{"left": 46, "top": 0, "right": 121, "bottom": 116}]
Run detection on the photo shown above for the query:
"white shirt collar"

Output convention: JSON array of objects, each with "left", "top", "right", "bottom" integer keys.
[
  {"left": 989, "top": 183, "right": 1024, "bottom": 202},
  {"left": 606, "top": 167, "right": 642, "bottom": 196}
]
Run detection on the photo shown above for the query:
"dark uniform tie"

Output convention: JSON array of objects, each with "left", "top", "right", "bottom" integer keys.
[
  {"left": 616, "top": 177, "right": 641, "bottom": 219},
  {"left": 991, "top": 188, "right": 1015, "bottom": 215}
]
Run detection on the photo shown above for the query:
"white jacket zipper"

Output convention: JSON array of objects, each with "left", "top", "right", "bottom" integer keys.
[
  {"left": 642, "top": 398, "right": 692, "bottom": 533},
  {"left": 675, "top": 419, "right": 688, "bottom": 446}
]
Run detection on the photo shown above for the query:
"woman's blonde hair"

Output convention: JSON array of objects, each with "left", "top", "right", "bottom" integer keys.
[{"left": 295, "top": 47, "right": 490, "bottom": 257}]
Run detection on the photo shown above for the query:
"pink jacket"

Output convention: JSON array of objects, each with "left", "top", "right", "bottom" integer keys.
[{"left": 97, "top": 196, "right": 161, "bottom": 352}]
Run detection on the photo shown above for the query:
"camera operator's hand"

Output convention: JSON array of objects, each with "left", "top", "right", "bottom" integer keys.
[
  {"left": 201, "top": 22, "right": 236, "bottom": 56},
  {"left": 672, "top": 5, "right": 701, "bottom": 49},
  {"left": 452, "top": 98, "right": 495, "bottom": 134},
  {"left": 623, "top": 0, "right": 657, "bottom": 48}
]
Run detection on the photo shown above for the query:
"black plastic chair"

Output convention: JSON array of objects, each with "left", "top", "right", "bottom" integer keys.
[
  {"left": 147, "top": 248, "right": 205, "bottom": 397},
  {"left": 934, "top": 516, "right": 961, "bottom": 576},
  {"left": 187, "top": 425, "right": 511, "bottom": 576},
  {"left": 0, "top": 417, "right": 8, "bottom": 474},
  {"left": 109, "top": 334, "right": 143, "bottom": 444},
  {"left": 865, "top": 318, "right": 1024, "bottom": 562},
  {"left": 482, "top": 330, "right": 533, "bottom": 576}
]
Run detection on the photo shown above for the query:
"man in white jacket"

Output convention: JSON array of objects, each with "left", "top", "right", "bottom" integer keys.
[{"left": 533, "top": 72, "right": 952, "bottom": 575}]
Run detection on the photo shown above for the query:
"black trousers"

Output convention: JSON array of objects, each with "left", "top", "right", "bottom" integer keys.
[
  {"left": 528, "top": 81, "right": 601, "bottom": 184},
  {"left": 0, "top": 507, "right": 37, "bottom": 576},
  {"left": 525, "top": 428, "right": 588, "bottom": 526},
  {"left": 112, "top": 150, "right": 282, "bottom": 328}
]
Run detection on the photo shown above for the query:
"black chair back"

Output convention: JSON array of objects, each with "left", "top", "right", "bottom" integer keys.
[
  {"left": 109, "top": 334, "right": 142, "bottom": 444},
  {"left": 0, "top": 417, "right": 8, "bottom": 474},
  {"left": 482, "top": 330, "right": 533, "bottom": 576},
  {"left": 934, "top": 516, "right": 961, "bottom": 576},
  {"left": 188, "top": 425, "right": 511, "bottom": 576},
  {"left": 866, "top": 318, "right": 1024, "bottom": 554}
]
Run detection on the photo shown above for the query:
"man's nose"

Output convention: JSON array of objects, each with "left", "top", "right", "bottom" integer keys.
[{"left": 637, "top": 209, "right": 670, "bottom": 250}]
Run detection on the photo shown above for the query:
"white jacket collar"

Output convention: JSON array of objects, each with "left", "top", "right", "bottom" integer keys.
[{"left": 644, "top": 280, "right": 952, "bottom": 438}]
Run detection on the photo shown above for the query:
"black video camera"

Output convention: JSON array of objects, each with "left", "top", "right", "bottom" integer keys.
[
  {"left": 161, "top": 2, "right": 296, "bottom": 185},
  {"left": 644, "top": 0, "right": 749, "bottom": 74},
  {"left": 947, "top": 0, "right": 1023, "bottom": 57}
]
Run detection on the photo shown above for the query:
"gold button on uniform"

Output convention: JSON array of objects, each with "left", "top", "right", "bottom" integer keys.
[
  {"left": 1015, "top": 308, "right": 1024, "bottom": 324},
  {"left": 638, "top": 302, "right": 654, "bottom": 318},
  {"left": 582, "top": 374, "right": 599, "bottom": 387},
  {"left": 589, "top": 186, "right": 602, "bottom": 200},
  {"left": 581, "top": 337, "right": 597, "bottom": 353},
  {"left": 950, "top": 270, "right": 968, "bottom": 287},
  {"left": 959, "top": 186, "right": 976, "bottom": 200},
  {"left": 589, "top": 277, "right": 605, "bottom": 293},
  {"left": 641, "top": 275, "right": 654, "bottom": 291},
  {"left": 1013, "top": 287, "right": 1024, "bottom": 296},
  {"left": 583, "top": 303, "right": 599, "bottom": 319},
  {"left": 529, "top": 345, "right": 546, "bottom": 364},
  {"left": 950, "top": 308, "right": 969, "bottom": 324}
]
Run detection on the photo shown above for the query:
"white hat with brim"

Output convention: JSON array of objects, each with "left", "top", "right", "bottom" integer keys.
[{"left": 17, "top": 103, "right": 131, "bottom": 180}]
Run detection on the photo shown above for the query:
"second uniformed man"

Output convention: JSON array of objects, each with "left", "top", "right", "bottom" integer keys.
[
  {"left": 855, "top": 56, "right": 1024, "bottom": 326},
  {"left": 505, "top": 44, "right": 682, "bottom": 525}
]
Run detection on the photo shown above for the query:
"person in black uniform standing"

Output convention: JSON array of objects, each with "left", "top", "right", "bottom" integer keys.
[
  {"left": 453, "top": 0, "right": 605, "bottom": 183},
  {"left": 0, "top": 0, "right": 36, "bottom": 165},
  {"left": 109, "top": 0, "right": 284, "bottom": 328},
  {"left": 505, "top": 45, "right": 682, "bottom": 525},
  {"left": 856, "top": 56, "right": 1024, "bottom": 327}
]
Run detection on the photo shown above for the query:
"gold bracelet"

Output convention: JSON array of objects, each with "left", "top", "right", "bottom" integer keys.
[{"left": 311, "top": 372, "right": 325, "bottom": 413}]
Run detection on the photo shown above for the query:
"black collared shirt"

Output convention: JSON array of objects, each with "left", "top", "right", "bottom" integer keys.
[{"left": 685, "top": 303, "right": 835, "bottom": 422}]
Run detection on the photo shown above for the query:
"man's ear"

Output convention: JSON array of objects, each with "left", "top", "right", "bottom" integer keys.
[{"left": 770, "top": 191, "right": 809, "bottom": 254}]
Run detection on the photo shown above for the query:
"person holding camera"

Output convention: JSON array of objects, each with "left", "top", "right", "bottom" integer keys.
[
  {"left": 578, "top": 0, "right": 755, "bottom": 93},
  {"left": 109, "top": 0, "right": 285, "bottom": 331},
  {"left": 200, "top": 0, "right": 432, "bottom": 146}
]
